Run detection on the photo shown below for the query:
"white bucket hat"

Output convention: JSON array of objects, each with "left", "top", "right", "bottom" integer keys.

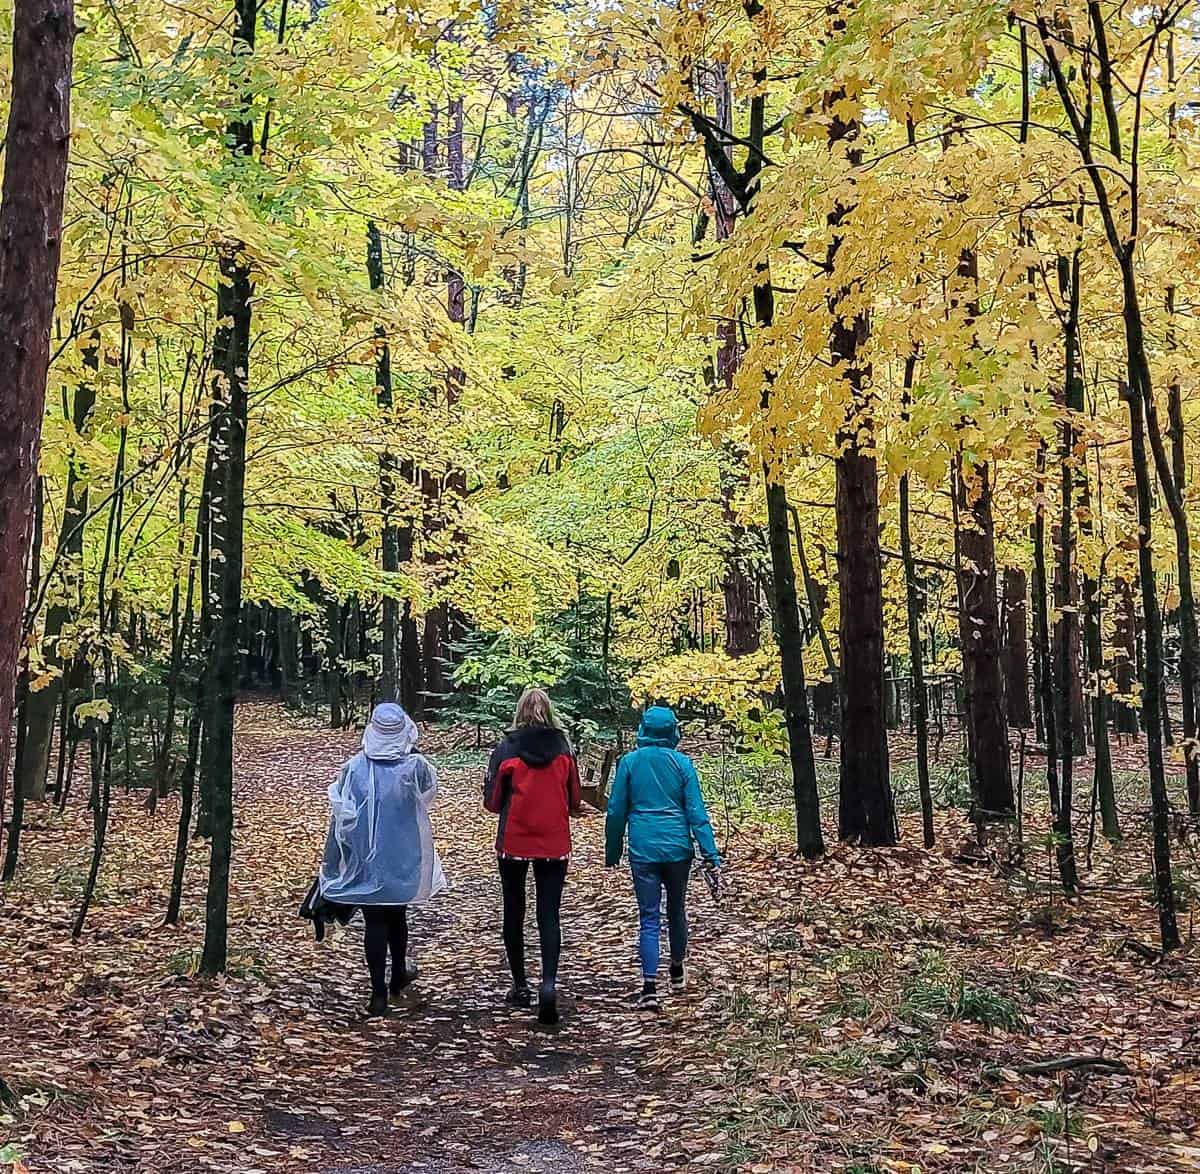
[{"left": 361, "top": 702, "right": 419, "bottom": 760}]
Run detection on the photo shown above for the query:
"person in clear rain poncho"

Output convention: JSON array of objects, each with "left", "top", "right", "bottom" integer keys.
[{"left": 320, "top": 702, "right": 446, "bottom": 1016}]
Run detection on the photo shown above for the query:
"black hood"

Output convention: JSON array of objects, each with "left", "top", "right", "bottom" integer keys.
[{"left": 502, "top": 725, "right": 571, "bottom": 767}]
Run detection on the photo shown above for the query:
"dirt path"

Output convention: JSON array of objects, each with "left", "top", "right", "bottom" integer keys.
[{"left": 259, "top": 728, "right": 709, "bottom": 1174}]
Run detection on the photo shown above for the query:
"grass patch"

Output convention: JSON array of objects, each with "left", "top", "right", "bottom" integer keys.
[
  {"left": 900, "top": 950, "right": 1025, "bottom": 1032},
  {"left": 434, "top": 748, "right": 490, "bottom": 769},
  {"left": 167, "top": 946, "right": 267, "bottom": 980}
]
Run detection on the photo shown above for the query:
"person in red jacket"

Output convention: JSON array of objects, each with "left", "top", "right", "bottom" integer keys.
[{"left": 484, "top": 687, "right": 583, "bottom": 1024}]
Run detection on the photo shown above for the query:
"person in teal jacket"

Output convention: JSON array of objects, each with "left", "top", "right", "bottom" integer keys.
[{"left": 605, "top": 706, "right": 721, "bottom": 1010}]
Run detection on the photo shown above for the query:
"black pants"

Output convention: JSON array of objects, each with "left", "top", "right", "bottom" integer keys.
[
  {"left": 499, "top": 857, "right": 567, "bottom": 989},
  {"left": 362, "top": 905, "right": 408, "bottom": 997}
]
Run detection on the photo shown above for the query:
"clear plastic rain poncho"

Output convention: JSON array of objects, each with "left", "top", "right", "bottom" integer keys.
[{"left": 319, "top": 704, "right": 447, "bottom": 906}]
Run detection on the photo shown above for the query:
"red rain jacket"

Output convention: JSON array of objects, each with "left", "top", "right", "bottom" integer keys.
[{"left": 484, "top": 725, "right": 582, "bottom": 859}]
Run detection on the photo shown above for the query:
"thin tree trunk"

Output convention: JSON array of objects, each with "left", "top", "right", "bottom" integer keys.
[
  {"left": 0, "top": 0, "right": 75, "bottom": 827},
  {"left": 1125, "top": 373, "right": 1180, "bottom": 950},
  {"left": 1153, "top": 284, "right": 1200, "bottom": 815},
  {"left": 1033, "top": 442, "right": 1061, "bottom": 814},
  {"left": 1052, "top": 234, "right": 1082, "bottom": 893},
  {"left": 199, "top": 0, "right": 257, "bottom": 977},
  {"left": 1113, "top": 577, "right": 1140, "bottom": 736},
  {"left": 897, "top": 345, "right": 934, "bottom": 848},
  {"left": 72, "top": 722, "right": 110, "bottom": 938},
  {"left": 367, "top": 221, "right": 401, "bottom": 703},
  {"left": 1120, "top": 262, "right": 1182, "bottom": 949},
  {"left": 1082, "top": 427, "right": 1118, "bottom": 840},
  {"left": 165, "top": 700, "right": 202, "bottom": 925},
  {"left": 704, "top": 64, "right": 760, "bottom": 660},
  {"left": 768, "top": 476, "right": 823, "bottom": 858},
  {"left": 156, "top": 462, "right": 194, "bottom": 803},
  {"left": 791, "top": 510, "right": 836, "bottom": 681}
]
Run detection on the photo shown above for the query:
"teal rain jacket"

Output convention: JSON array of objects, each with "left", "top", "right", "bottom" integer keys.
[{"left": 605, "top": 706, "right": 721, "bottom": 868}]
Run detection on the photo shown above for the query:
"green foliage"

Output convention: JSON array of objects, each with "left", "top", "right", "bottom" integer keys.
[{"left": 444, "top": 595, "right": 632, "bottom": 738}]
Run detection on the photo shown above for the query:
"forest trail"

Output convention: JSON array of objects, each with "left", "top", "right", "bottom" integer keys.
[
  {"left": 246, "top": 715, "right": 715, "bottom": 1174},
  {"left": 5, "top": 702, "right": 1200, "bottom": 1172}
]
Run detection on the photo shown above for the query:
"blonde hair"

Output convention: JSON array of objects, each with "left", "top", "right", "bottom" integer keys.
[{"left": 513, "top": 686, "right": 559, "bottom": 729}]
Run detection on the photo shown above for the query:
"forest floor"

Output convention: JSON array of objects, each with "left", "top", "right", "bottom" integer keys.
[{"left": 2, "top": 702, "right": 1200, "bottom": 1172}]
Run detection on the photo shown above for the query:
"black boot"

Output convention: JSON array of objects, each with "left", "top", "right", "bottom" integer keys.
[
  {"left": 537, "top": 981, "right": 559, "bottom": 1025},
  {"left": 389, "top": 962, "right": 419, "bottom": 1000},
  {"left": 506, "top": 983, "right": 534, "bottom": 1008},
  {"left": 365, "top": 992, "right": 389, "bottom": 1018}
]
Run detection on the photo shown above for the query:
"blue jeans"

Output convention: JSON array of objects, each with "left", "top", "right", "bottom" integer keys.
[{"left": 631, "top": 859, "right": 691, "bottom": 979}]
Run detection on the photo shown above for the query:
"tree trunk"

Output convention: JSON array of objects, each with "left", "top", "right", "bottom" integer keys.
[
  {"left": 165, "top": 700, "right": 202, "bottom": 925},
  {"left": 827, "top": 92, "right": 894, "bottom": 846},
  {"left": 768, "top": 478, "right": 823, "bottom": 858},
  {"left": 950, "top": 216, "right": 1012, "bottom": 821},
  {"left": 705, "top": 65, "right": 760, "bottom": 660},
  {"left": 199, "top": 0, "right": 256, "bottom": 977},
  {"left": 836, "top": 443, "right": 894, "bottom": 843},
  {"left": 1052, "top": 240, "right": 1082, "bottom": 893},
  {"left": 719, "top": 454, "right": 760, "bottom": 657},
  {"left": 1113, "top": 577, "right": 1140, "bottom": 736},
  {"left": 1052, "top": 532, "right": 1087, "bottom": 755},
  {"left": 325, "top": 596, "right": 345, "bottom": 728},
  {"left": 900, "top": 354, "right": 934, "bottom": 848},
  {"left": 72, "top": 723, "right": 111, "bottom": 938},
  {"left": 1120, "top": 255, "right": 1180, "bottom": 951},
  {"left": 277, "top": 607, "right": 298, "bottom": 706},
  {"left": 1085, "top": 568, "right": 1119, "bottom": 840},
  {"left": 1125, "top": 372, "right": 1180, "bottom": 950},
  {"left": 956, "top": 459, "right": 1015, "bottom": 817},
  {"left": 367, "top": 221, "right": 402, "bottom": 703},
  {"left": 0, "top": 0, "right": 75, "bottom": 829},
  {"left": 1163, "top": 284, "right": 1200, "bottom": 814},
  {"left": 753, "top": 268, "right": 822, "bottom": 855},
  {"left": 397, "top": 460, "right": 422, "bottom": 716},
  {"left": 156, "top": 442, "right": 197, "bottom": 802},
  {"left": 1002, "top": 567, "right": 1032, "bottom": 728}
]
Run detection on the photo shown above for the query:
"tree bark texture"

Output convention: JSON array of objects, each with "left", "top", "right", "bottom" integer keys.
[
  {"left": 956, "top": 460, "right": 1015, "bottom": 816},
  {"left": 1001, "top": 567, "right": 1032, "bottom": 729}
]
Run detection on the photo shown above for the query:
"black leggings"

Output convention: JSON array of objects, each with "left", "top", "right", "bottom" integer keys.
[
  {"left": 499, "top": 857, "right": 567, "bottom": 989},
  {"left": 362, "top": 905, "right": 408, "bottom": 997}
]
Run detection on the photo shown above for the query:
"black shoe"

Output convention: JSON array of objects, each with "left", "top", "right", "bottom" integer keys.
[
  {"left": 389, "top": 962, "right": 419, "bottom": 999},
  {"left": 537, "top": 983, "right": 559, "bottom": 1025},
  {"left": 506, "top": 983, "right": 534, "bottom": 1008},
  {"left": 669, "top": 963, "right": 687, "bottom": 993},
  {"left": 365, "top": 992, "right": 389, "bottom": 1018},
  {"left": 632, "top": 983, "right": 659, "bottom": 1012}
]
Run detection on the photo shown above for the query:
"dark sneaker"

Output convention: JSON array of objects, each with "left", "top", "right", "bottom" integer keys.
[
  {"left": 633, "top": 985, "right": 659, "bottom": 1012},
  {"left": 506, "top": 983, "right": 534, "bottom": 1008},
  {"left": 669, "top": 963, "right": 687, "bottom": 994},
  {"left": 389, "top": 962, "right": 419, "bottom": 1001},
  {"left": 365, "top": 993, "right": 389, "bottom": 1018},
  {"left": 537, "top": 983, "right": 560, "bottom": 1025}
]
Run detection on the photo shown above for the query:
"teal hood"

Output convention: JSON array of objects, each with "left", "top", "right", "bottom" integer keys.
[{"left": 637, "top": 706, "right": 680, "bottom": 749}]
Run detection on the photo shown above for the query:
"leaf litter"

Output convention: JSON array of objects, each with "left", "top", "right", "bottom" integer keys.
[{"left": 0, "top": 700, "right": 1198, "bottom": 1171}]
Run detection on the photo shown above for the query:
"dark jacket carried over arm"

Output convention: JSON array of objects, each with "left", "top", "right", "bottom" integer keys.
[{"left": 484, "top": 725, "right": 583, "bottom": 859}]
